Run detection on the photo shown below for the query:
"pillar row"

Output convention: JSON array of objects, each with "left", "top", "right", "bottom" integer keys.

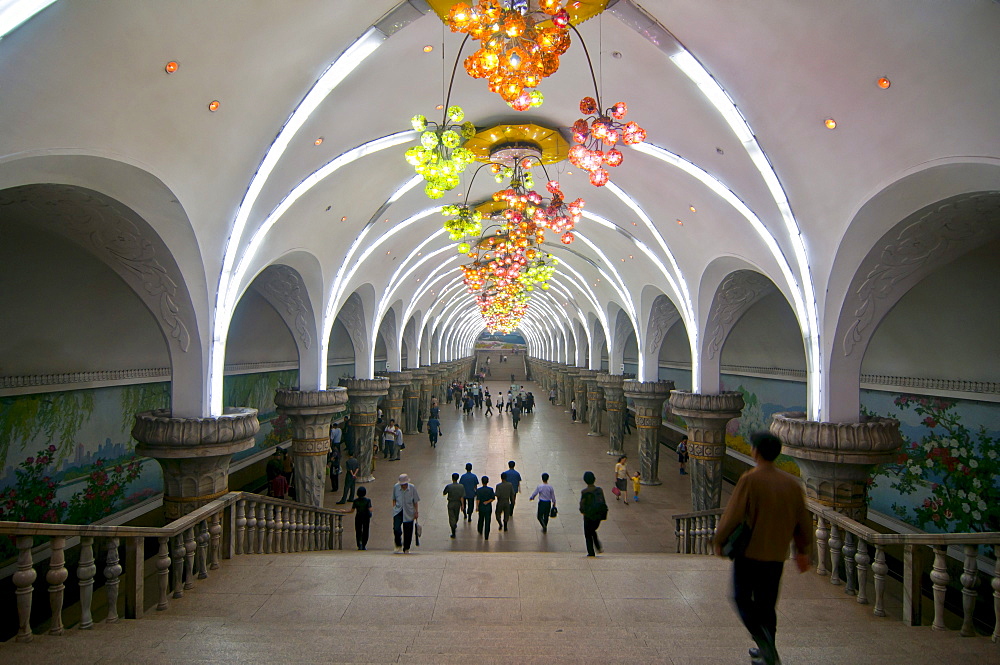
[
  {"left": 132, "top": 407, "right": 258, "bottom": 521},
  {"left": 771, "top": 412, "right": 902, "bottom": 521},
  {"left": 668, "top": 390, "right": 744, "bottom": 511},
  {"left": 623, "top": 380, "right": 673, "bottom": 486},
  {"left": 274, "top": 388, "right": 349, "bottom": 507},
  {"left": 385, "top": 371, "right": 412, "bottom": 431},
  {"left": 598, "top": 373, "right": 625, "bottom": 455},
  {"left": 585, "top": 371, "right": 605, "bottom": 437},
  {"left": 403, "top": 370, "right": 423, "bottom": 435}
]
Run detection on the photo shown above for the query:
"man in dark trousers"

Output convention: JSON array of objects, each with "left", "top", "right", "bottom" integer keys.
[
  {"left": 459, "top": 462, "right": 478, "bottom": 522},
  {"left": 494, "top": 471, "right": 514, "bottom": 531},
  {"left": 443, "top": 472, "right": 465, "bottom": 538},
  {"left": 505, "top": 460, "right": 522, "bottom": 514},
  {"left": 579, "top": 471, "right": 607, "bottom": 557},
  {"left": 475, "top": 476, "right": 495, "bottom": 540},
  {"left": 713, "top": 432, "right": 811, "bottom": 665},
  {"left": 335, "top": 449, "right": 359, "bottom": 505}
]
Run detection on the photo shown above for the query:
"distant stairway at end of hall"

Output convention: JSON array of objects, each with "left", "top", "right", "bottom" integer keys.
[{"left": 474, "top": 350, "right": 527, "bottom": 384}]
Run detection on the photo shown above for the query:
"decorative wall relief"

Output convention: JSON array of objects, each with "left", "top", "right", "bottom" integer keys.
[
  {"left": 705, "top": 270, "right": 774, "bottom": 361},
  {"left": 256, "top": 264, "right": 313, "bottom": 350}
]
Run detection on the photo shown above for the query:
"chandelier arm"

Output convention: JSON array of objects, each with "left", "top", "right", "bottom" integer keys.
[
  {"left": 461, "top": 161, "right": 500, "bottom": 206},
  {"left": 570, "top": 23, "right": 602, "bottom": 110},
  {"left": 442, "top": 33, "right": 472, "bottom": 126}
]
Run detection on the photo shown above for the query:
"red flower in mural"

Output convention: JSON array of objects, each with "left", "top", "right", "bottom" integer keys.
[{"left": 923, "top": 416, "right": 938, "bottom": 428}]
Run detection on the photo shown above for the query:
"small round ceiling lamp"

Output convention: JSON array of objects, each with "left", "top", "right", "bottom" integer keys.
[
  {"left": 208, "top": 100, "right": 220, "bottom": 112},
  {"left": 877, "top": 77, "right": 891, "bottom": 89},
  {"left": 164, "top": 61, "right": 179, "bottom": 74},
  {"left": 824, "top": 117, "right": 837, "bottom": 129}
]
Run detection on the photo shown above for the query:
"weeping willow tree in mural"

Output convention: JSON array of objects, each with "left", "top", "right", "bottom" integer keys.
[
  {"left": 223, "top": 370, "right": 298, "bottom": 453},
  {"left": 0, "top": 391, "right": 95, "bottom": 468},
  {"left": 871, "top": 395, "right": 1000, "bottom": 534}
]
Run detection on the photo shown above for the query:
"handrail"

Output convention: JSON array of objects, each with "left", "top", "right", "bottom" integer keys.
[
  {"left": 0, "top": 491, "right": 352, "bottom": 642},
  {"left": 673, "top": 499, "right": 1000, "bottom": 640}
]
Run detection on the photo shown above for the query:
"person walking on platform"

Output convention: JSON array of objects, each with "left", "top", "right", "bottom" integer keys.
[
  {"left": 579, "top": 471, "right": 608, "bottom": 556},
  {"left": 459, "top": 462, "right": 478, "bottom": 521},
  {"left": 505, "top": 460, "right": 522, "bottom": 513},
  {"left": 427, "top": 414, "right": 442, "bottom": 448},
  {"left": 391, "top": 473, "right": 420, "bottom": 554},
  {"left": 529, "top": 473, "right": 556, "bottom": 532},
  {"left": 475, "top": 476, "right": 496, "bottom": 540},
  {"left": 614, "top": 455, "right": 630, "bottom": 506},
  {"left": 494, "top": 472, "right": 514, "bottom": 531},
  {"left": 349, "top": 486, "right": 372, "bottom": 550},
  {"left": 713, "top": 432, "right": 811, "bottom": 665},
  {"left": 443, "top": 473, "right": 465, "bottom": 538},
  {"left": 484, "top": 392, "right": 494, "bottom": 416}
]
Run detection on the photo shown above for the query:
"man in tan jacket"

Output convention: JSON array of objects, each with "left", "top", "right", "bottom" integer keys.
[{"left": 714, "top": 431, "right": 811, "bottom": 665}]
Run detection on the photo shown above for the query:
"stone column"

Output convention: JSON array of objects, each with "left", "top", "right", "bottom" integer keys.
[
  {"left": 668, "top": 391, "right": 744, "bottom": 511},
  {"left": 555, "top": 366, "right": 568, "bottom": 407},
  {"left": 132, "top": 408, "right": 258, "bottom": 521},
  {"left": 598, "top": 373, "right": 625, "bottom": 454},
  {"left": 403, "top": 370, "right": 423, "bottom": 435},
  {"left": 273, "top": 388, "right": 349, "bottom": 508},
  {"left": 339, "top": 378, "right": 389, "bottom": 483},
  {"left": 385, "top": 371, "right": 412, "bottom": 431},
  {"left": 585, "top": 372, "right": 605, "bottom": 436},
  {"left": 623, "top": 381, "right": 673, "bottom": 486},
  {"left": 575, "top": 369, "right": 593, "bottom": 423},
  {"left": 566, "top": 369, "right": 581, "bottom": 419},
  {"left": 771, "top": 412, "right": 903, "bottom": 521},
  {"left": 418, "top": 366, "right": 433, "bottom": 420}
]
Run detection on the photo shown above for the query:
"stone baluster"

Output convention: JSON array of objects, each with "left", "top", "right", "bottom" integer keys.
[
  {"left": 209, "top": 511, "right": 222, "bottom": 570},
  {"left": 324, "top": 514, "right": 333, "bottom": 549},
  {"left": 304, "top": 512, "right": 314, "bottom": 551},
  {"left": 815, "top": 516, "right": 829, "bottom": 576},
  {"left": 300, "top": 509, "right": 308, "bottom": 552},
  {"left": 668, "top": 390, "right": 740, "bottom": 509},
  {"left": 340, "top": 377, "right": 390, "bottom": 483},
  {"left": 133, "top": 407, "right": 258, "bottom": 521},
  {"left": 961, "top": 544, "right": 980, "bottom": 636},
  {"left": 855, "top": 539, "right": 871, "bottom": 605},
  {"left": 197, "top": 520, "right": 210, "bottom": 579},
  {"left": 829, "top": 524, "right": 843, "bottom": 585},
  {"left": 183, "top": 527, "right": 197, "bottom": 589},
  {"left": 105, "top": 538, "right": 122, "bottom": 622},
  {"left": 931, "top": 546, "right": 950, "bottom": 630},
  {"left": 843, "top": 532, "right": 857, "bottom": 595},
  {"left": 598, "top": 373, "right": 625, "bottom": 455},
  {"left": 266, "top": 503, "right": 277, "bottom": 554},
  {"left": 335, "top": 513, "right": 344, "bottom": 550},
  {"left": 280, "top": 505, "right": 290, "bottom": 552},
  {"left": 872, "top": 544, "right": 888, "bottom": 617},
  {"left": 625, "top": 381, "right": 674, "bottom": 486},
  {"left": 275, "top": 388, "right": 349, "bottom": 508},
  {"left": 992, "top": 558, "right": 1000, "bottom": 643},
  {"left": 293, "top": 508, "right": 303, "bottom": 552},
  {"left": 156, "top": 536, "right": 171, "bottom": 610},
  {"left": 77, "top": 536, "right": 97, "bottom": 629},
  {"left": 171, "top": 534, "right": 186, "bottom": 597},
  {"left": 15, "top": 536, "right": 36, "bottom": 642},
  {"left": 46, "top": 536, "right": 68, "bottom": 635},
  {"left": 256, "top": 502, "right": 267, "bottom": 554},
  {"left": 674, "top": 518, "right": 683, "bottom": 554},
  {"left": 245, "top": 500, "right": 257, "bottom": 553},
  {"left": 235, "top": 499, "right": 247, "bottom": 555},
  {"left": 770, "top": 412, "right": 903, "bottom": 522}
]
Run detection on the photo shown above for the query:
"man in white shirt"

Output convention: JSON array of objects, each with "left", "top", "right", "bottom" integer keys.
[{"left": 392, "top": 473, "right": 420, "bottom": 553}]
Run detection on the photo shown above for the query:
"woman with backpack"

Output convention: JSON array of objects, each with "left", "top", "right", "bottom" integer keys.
[{"left": 579, "top": 471, "right": 608, "bottom": 556}]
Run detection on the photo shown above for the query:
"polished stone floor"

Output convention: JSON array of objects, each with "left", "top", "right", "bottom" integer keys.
[
  {"left": 324, "top": 381, "right": 710, "bottom": 554},
  {"left": 7, "top": 381, "right": 1000, "bottom": 663}
]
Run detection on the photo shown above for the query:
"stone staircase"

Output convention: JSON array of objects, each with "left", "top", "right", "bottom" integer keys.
[{"left": 4, "top": 549, "right": 997, "bottom": 664}]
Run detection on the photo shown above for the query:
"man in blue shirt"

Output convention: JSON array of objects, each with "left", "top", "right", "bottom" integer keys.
[
  {"left": 505, "top": 460, "right": 522, "bottom": 514},
  {"left": 459, "top": 462, "right": 478, "bottom": 522},
  {"left": 392, "top": 473, "right": 420, "bottom": 554}
]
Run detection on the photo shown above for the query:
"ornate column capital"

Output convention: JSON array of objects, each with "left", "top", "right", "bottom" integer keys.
[
  {"left": 770, "top": 411, "right": 904, "bottom": 521},
  {"left": 132, "top": 408, "right": 259, "bottom": 519}
]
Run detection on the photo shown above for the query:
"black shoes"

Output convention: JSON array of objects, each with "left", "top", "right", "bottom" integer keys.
[{"left": 335, "top": 500, "right": 346, "bottom": 505}]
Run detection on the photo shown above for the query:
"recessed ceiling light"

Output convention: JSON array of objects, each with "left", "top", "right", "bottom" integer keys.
[
  {"left": 386, "top": 251, "right": 391, "bottom": 255},
  {"left": 689, "top": 205, "right": 696, "bottom": 212},
  {"left": 621, "top": 258, "right": 625, "bottom": 262},
  {"left": 611, "top": 51, "right": 623, "bottom": 60},
  {"left": 628, "top": 255, "right": 633, "bottom": 259},
  {"left": 325, "top": 206, "right": 332, "bottom": 212},
  {"left": 164, "top": 61, "right": 179, "bottom": 74},
  {"left": 676, "top": 219, "right": 684, "bottom": 226},
  {"left": 632, "top": 222, "right": 637, "bottom": 226},
  {"left": 341, "top": 216, "right": 347, "bottom": 222},
  {"left": 824, "top": 118, "right": 837, "bottom": 130},
  {"left": 877, "top": 77, "right": 891, "bottom": 89},
  {"left": 716, "top": 147, "right": 724, "bottom": 155},
  {"left": 208, "top": 100, "right": 220, "bottom": 112},
  {"left": 314, "top": 137, "right": 324, "bottom": 146},
  {"left": 435, "top": 104, "right": 444, "bottom": 110},
  {"left": 423, "top": 45, "right": 434, "bottom": 53}
]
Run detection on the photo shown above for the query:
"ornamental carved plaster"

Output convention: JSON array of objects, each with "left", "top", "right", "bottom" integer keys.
[
  {"left": 255, "top": 265, "right": 313, "bottom": 351},
  {"left": 842, "top": 192, "right": 1000, "bottom": 358},
  {"left": 337, "top": 293, "right": 369, "bottom": 356},
  {"left": 705, "top": 271, "right": 775, "bottom": 361},
  {"left": 646, "top": 296, "right": 682, "bottom": 358},
  {"left": 611, "top": 311, "right": 635, "bottom": 367},
  {"left": 0, "top": 185, "right": 194, "bottom": 353}
]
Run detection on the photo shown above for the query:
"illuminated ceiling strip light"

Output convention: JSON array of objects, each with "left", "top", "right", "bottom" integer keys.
[
  {"left": 549, "top": 261, "right": 608, "bottom": 341},
  {"left": 210, "top": 28, "right": 387, "bottom": 413},
  {"left": 0, "top": 0, "right": 56, "bottom": 41},
  {"left": 375, "top": 235, "right": 454, "bottom": 347},
  {"left": 669, "top": 49, "right": 821, "bottom": 419},
  {"left": 572, "top": 231, "right": 638, "bottom": 326},
  {"left": 405, "top": 269, "right": 462, "bottom": 326}
]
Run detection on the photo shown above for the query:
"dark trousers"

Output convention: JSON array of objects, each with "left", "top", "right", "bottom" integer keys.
[
  {"left": 429, "top": 432, "right": 438, "bottom": 447},
  {"left": 447, "top": 501, "right": 462, "bottom": 533},
  {"left": 537, "top": 500, "right": 551, "bottom": 530},
  {"left": 478, "top": 505, "right": 493, "bottom": 538},
  {"left": 583, "top": 517, "right": 602, "bottom": 556},
  {"left": 339, "top": 475, "right": 356, "bottom": 503},
  {"left": 393, "top": 512, "right": 414, "bottom": 550},
  {"left": 496, "top": 501, "right": 511, "bottom": 528},
  {"left": 464, "top": 497, "right": 475, "bottom": 519},
  {"left": 733, "top": 557, "right": 784, "bottom": 664},
  {"left": 330, "top": 471, "right": 339, "bottom": 493},
  {"left": 355, "top": 515, "right": 370, "bottom": 550}
]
